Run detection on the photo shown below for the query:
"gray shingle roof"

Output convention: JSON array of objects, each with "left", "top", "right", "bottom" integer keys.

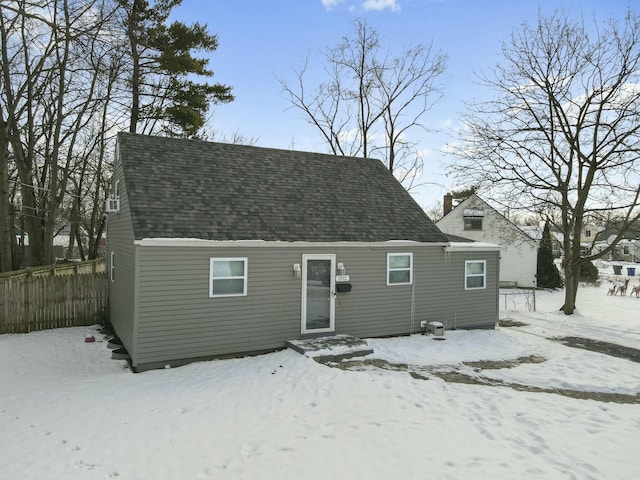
[
  {"left": 117, "top": 132, "right": 448, "bottom": 243},
  {"left": 444, "top": 233, "right": 475, "bottom": 243}
]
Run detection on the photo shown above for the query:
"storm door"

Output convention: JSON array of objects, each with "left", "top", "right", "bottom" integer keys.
[{"left": 301, "top": 254, "right": 335, "bottom": 334}]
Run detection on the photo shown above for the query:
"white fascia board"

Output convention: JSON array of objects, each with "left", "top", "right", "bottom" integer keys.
[
  {"left": 134, "top": 238, "right": 450, "bottom": 248},
  {"left": 444, "top": 242, "right": 501, "bottom": 252}
]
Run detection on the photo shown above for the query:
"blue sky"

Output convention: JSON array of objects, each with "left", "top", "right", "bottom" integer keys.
[{"left": 175, "top": 0, "right": 636, "bottom": 210}]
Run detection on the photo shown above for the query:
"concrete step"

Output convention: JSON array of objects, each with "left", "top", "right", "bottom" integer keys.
[{"left": 286, "top": 334, "right": 373, "bottom": 363}]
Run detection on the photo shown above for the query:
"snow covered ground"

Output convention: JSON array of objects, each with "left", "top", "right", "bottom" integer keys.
[{"left": 2, "top": 278, "right": 640, "bottom": 479}]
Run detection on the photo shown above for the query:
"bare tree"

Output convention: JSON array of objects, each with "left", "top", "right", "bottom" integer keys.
[
  {"left": 449, "top": 11, "right": 640, "bottom": 314},
  {"left": 424, "top": 201, "right": 444, "bottom": 223},
  {"left": 0, "top": 0, "right": 117, "bottom": 265},
  {"left": 1, "top": 0, "right": 236, "bottom": 270},
  {"left": 65, "top": 45, "right": 125, "bottom": 261},
  {"left": 280, "top": 17, "right": 447, "bottom": 190}
]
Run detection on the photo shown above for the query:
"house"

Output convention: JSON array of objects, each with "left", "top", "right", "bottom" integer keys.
[
  {"left": 582, "top": 222, "right": 605, "bottom": 247},
  {"left": 107, "top": 133, "right": 500, "bottom": 372},
  {"left": 436, "top": 193, "right": 538, "bottom": 288},
  {"left": 592, "top": 222, "right": 640, "bottom": 262}
]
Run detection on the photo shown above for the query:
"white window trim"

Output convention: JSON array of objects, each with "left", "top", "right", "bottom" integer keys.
[
  {"left": 106, "top": 180, "right": 121, "bottom": 213},
  {"left": 387, "top": 252, "right": 413, "bottom": 286},
  {"left": 465, "top": 260, "right": 486, "bottom": 290},
  {"left": 209, "top": 257, "right": 248, "bottom": 298},
  {"left": 110, "top": 251, "right": 115, "bottom": 283}
]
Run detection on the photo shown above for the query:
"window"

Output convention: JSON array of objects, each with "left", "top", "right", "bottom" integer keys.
[
  {"left": 585, "top": 229, "right": 592, "bottom": 238},
  {"left": 464, "top": 217, "right": 483, "bottom": 230},
  {"left": 209, "top": 258, "right": 247, "bottom": 297},
  {"left": 110, "top": 252, "right": 115, "bottom": 283},
  {"left": 463, "top": 208, "right": 483, "bottom": 231},
  {"left": 465, "top": 260, "right": 486, "bottom": 290},
  {"left": 387, "top": 253, "right": 413, "bottom": 285},
  {"left": 106, "top": 180, "right": 121, "bottom": 213},
  {"left": 623, "top": 246, "right": 630, "bottom": 255}
]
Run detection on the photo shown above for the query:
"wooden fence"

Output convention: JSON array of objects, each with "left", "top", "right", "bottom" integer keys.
[{"left": 0, "top": 259, "right": 108, "bottom": 334}]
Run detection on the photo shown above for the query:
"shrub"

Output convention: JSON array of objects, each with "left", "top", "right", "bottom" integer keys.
[{"left": 579, "top": 259, "right": 599, "bottom": 284}]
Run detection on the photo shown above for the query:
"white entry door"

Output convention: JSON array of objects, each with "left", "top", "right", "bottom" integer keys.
[{"left": 301, "top": 254, "right": 335, "bottom": 334}]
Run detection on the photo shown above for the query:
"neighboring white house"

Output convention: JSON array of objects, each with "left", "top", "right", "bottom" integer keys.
[
  {"left": 592, "top": 229, "right": 640, "bottom": 262},
  {"left": 519, "top": 225, "right": 565, "bottom": 258},
  {"left": 437, "top": 194, "right": 538, "bottom": 288},
  {"left": 582, "top": 222, "right": 605, "bottom": 246}
]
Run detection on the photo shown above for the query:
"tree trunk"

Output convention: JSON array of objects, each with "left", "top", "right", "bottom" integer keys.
[
  {"left": 66, "top": 179, "right": 82, "bottom": 260},
  {"left": 127, "top": 0, "right": 142, "bottom": 133},
  {"left": 10, "top": 208, "right": 20, "bottom": 269},
  {"left": 0, "top": 123, "right": 12, "bottom": 272},
  {"left": 561, "top": 265, "right": 579, "bottom": 314},
  {"left": 87, "top": 216, "right": 105, "bottom": 260},
  {"left": 561, "top": 269, "right": 574, "bottom": 315},
  {"left": 562, "top": 222, "right": 582, "bottom": 315},
  {"left": 74, "top": 227, "right": 86, "bottom": 261},
  {"left": 20, "top": 179, "right": 45, "bottom": 266},
  {"left": 560, "top": 252, "right": 582, "bottom": 315}
]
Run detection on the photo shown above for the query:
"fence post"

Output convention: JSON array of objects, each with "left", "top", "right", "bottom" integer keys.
[{"left": 24, "top": 272, "right": 31, "bottom": 333}]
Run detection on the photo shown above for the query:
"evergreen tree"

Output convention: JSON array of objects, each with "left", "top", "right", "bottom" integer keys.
[
  {"left": 536, "top": 220, "right": 563, "bottom": 288},
  {"left": 450, "top": 186, "right": 477, "bottom": 204},
  {"left": 119, "top": 0, "right": 234, "bottom": 137}
]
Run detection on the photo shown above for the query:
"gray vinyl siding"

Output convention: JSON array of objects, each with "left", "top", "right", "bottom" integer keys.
[
  {"left": 106, "top": 148, "right": 138, "bottom": 364},
  {"left": 133, "top": 244, "right": 499, "bottom": 369},
  {"left": 430, "top": 251, "right": 500, "bottom": 329}
]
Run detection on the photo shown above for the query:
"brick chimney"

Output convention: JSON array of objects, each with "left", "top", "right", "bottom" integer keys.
[{"left": 443, "top": 193, "right": 453, "bottom": 216}]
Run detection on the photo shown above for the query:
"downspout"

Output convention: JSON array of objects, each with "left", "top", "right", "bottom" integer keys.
[{"left": 410, "top": 272, "right": 416, "bottom": 334}]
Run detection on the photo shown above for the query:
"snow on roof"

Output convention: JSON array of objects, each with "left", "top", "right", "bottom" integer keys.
[{"left": 445, "top": 241, "right": 501, "bottom": 252}]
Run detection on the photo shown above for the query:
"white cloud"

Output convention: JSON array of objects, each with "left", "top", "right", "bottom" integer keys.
[
  {"left": 322, "top": 0, "right": 400, "bottom": 12},
  {"left": 362, "top": 0, "right": 401, "bottom": 12},
  {"left": 321, "top": 0, "right": 346, "bottom": 10}
]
